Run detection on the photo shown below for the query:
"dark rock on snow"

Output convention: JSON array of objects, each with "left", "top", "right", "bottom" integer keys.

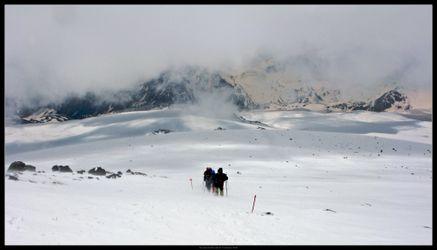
[
  {"left": 152, "top": 129, "right": 172, "bottom": 135},
  {"left": 324, "top": 208, "right": 337, "bottom": 213},
  {"left": 126, "top": 169, "right": 147, "bottom": 176},
  {"left": 52, "top": 165, "right": 73, "bottom": 172},
  {"left": 8, "top": 175, "right": 19, "bottom": 181},
  {"left": 88, "top": 167, "right": 107, "bottom": 176},
  {"left": 60, "top": 166, "right": 73, "bottom": 172},
  {"left": 8, "top": 161, "right": 36, "bottom": 172},
  {"left": 21, "top": 108, "right": 69, "bottom": 124},
  {"left": 370, "top": 89, "right": 410, "bottom": 112},
  {"left": 8, "top": 161, "right": 26, "bottom": 171},
  {"left": 24, "top": 164, "right": 36, "bottom": 172},
  {"left": 106, "top": 173, "right": 122, "bottom": 179}
]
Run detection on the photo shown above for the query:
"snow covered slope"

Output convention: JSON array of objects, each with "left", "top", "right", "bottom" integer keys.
[{"left": 5, "top": 108, "right": 432, "bottom": 245}]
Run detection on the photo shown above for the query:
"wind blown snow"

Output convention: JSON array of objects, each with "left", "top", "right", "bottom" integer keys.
[{"left": 5, "top": 109, "right": 432, "bottom": 245}]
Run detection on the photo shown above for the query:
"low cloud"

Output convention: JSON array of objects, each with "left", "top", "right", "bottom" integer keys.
[{"left": 5, "top": 5, "right": 432, "bottom": 109}]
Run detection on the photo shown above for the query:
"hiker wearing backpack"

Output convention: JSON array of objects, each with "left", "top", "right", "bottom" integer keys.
[
  {"left": 213, "top": 168, "right": 228, "bottom": 196},
  {"left": 203, "top": 167, "right": 215, "bottom": 191}
]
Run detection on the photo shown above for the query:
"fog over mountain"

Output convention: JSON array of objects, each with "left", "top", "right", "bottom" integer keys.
[
  {"left": 5, "top": 5, "right": 432, "bottom": 113},
  {"left": 4, "top": 6, "right": 433, "bottom": 244}
]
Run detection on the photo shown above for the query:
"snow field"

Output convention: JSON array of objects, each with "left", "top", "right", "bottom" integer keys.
[{"left": 5, "top": 109, "right": 432, "bottom": 244}]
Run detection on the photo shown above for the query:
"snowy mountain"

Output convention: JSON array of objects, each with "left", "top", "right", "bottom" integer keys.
[
  {"left": 15, "top": 67, "right": 257, "bottom": 124},
  {"left": 11, "top": 57, "right": 417, "bottom": 124},
  {"left": 223, "top": 56, "right": 414, "bottom": 113},
  {"left": 14, "top": 82, "right": 413, "bottom": 124},
  {"left": 130, "top": 67, "right": 257, "bottom": 110},
  {"left": 263, "top": 86, "right": 411, "bottom": 114}
]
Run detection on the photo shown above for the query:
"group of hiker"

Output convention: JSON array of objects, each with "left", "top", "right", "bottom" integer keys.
[{"left": 203, "top": 167, "right": 228, "bottom": 196}]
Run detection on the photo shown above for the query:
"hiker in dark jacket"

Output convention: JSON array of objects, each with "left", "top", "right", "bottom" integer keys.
[
  {"left": 203, "top": 167, "right": 215, "bottom": 191},
  {"left": 212, "top": 168, "right": 228, "bottom": 196}
]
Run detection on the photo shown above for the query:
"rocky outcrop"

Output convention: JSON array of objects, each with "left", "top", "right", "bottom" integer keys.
[
  {"left": 88, "top": 167, "right": 107, "bottom": 176},
  {"left": 369, "top": 89, "right": 410, "bottom": 112},
  {"left": 52, "top": 165, "right": 73, "bottom": 173},
  {"left": 126, "top": 169, "right": 147, "bottom": 176},
  {"left": 152, "top": 129, "right": 172, "bottom": 135},
  {"left": 7, "top": 175, "right": 19, "bottom": 181},
  {"left": 330, "top": 89, "right": 409, "bottom": 112},
  {"left": 235, "top": 114, "right": 271, "bottom": 128},
  {"left": 8, "top": 161, "right": 36, "bottom": 172},
  {"left": 21, "top": 108, "right": 68, "bottom": 124},
  {"left": 8, "top": 161, "right": 25, "bottom": 172},
  {"left": 330, "top": 101, "right": 370, "bottom": 112},
  {"left": 106, "top": 173, "right": 122, "bottom": 179}
]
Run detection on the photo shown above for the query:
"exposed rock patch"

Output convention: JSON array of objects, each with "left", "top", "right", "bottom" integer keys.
[
  {"left": 8, "top": 161, "right": 36, "bottom": 172},
  {"left": 7, "top": 175, "right": 19, "bottom": 181},
  {"left": 88, "top": 167, "right": 107, "bottom": 176},
  {"left": 126, "top": 169, "right": 147, "bottom": 176},
  {"left": 52, "top": 165, "right": 73, "bottom": 173},
  {"left": 152, "top": 129, "right": 172, "bottom": 135},
  {"left": 106, "top": 173, "right": 122, "bottom": 179}
]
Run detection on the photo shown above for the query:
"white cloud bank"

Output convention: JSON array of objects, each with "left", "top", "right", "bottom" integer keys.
[{"left": 5, "top": 5, "right": 432, "bottom": 107}]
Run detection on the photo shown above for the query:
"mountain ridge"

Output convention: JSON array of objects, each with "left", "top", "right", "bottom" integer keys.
[{"left": 14, "top": 66, "right": 415, "bottom": 124}]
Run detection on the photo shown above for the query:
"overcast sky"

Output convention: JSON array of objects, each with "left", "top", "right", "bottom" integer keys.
[{"left": 5, "top": 5, "right": 432, "bottom": 106}]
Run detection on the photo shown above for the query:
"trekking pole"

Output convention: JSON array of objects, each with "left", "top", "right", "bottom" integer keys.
[
  {"left": 225, "top": 181, "right": 228, "bottom": 196},
  {"left": 251, "top": 194, "right": 257, "bottom": 213}
]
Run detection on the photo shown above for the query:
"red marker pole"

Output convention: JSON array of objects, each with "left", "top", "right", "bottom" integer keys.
[{"left": 251, "top": 194, "right": 257, "bottom": 213}]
